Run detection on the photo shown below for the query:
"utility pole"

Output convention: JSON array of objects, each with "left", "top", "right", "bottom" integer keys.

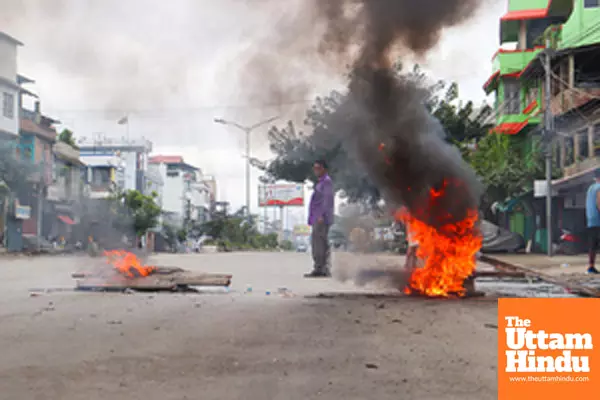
[
  {"left": 213, "top": 116, "right": 278, "bottom": 221},
  {"left": 543, "top": 40, "right": 554, "bottom": 257}
]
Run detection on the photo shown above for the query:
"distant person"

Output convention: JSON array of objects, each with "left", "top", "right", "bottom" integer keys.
[
  {"left": 305, "top": 160, "right": 334, "bottom": 278},
  {"left": 586, "top": 168, "right": 600, "bottom": 274}
]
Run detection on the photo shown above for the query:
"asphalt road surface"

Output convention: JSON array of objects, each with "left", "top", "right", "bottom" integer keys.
[{"left": 0, "top": 251, "right": 498, "bottom": 400}]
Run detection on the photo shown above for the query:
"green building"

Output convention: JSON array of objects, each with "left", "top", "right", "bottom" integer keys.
[{"left": 484, "top": 0, "right": 600, "bottom": 251}]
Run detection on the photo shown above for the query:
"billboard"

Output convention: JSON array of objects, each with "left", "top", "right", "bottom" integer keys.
[{"left": 259, "top": 184, "right": 304, "bottom": 207}]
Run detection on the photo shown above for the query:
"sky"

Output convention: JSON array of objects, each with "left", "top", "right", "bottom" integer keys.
[{"left": 1, "top": 0, "right": 507, "bottom": 229}]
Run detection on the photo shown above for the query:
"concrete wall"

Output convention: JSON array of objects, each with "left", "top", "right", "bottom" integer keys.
[
  {"left": 0, "top": 36, "right": 17, "bottom": 80},
  {"left": 0, "top": 34, "right": 18, "bottom": 137},
  {"left": 561, "top": 0, "right": 600, "bottom": 49},
  {"left": 160, "top": 163, "right": 185, "bottom": 216}
]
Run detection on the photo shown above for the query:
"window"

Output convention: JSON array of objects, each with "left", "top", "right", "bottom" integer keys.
[
  {"left": 585, "top": 0, "right": 599, "bottom": 8},
  {"left": 166, "top": 164, "right": 180, "bottom": 177},
  {"left": 92, "top": 167, "right": 111, "bottom": 186},
  {"left": 578, "top": 130, "right": 589, "bottom": 160},
  {"left": 526, "top": 81, "right": 539, "bottom": 106},
  {"left": 2, "top": 92, "right": 14, "bottom": 119},
  {"left": 504, "top": 78, "right": 521, "bottom": 115},
  {"left": 594, "top": 124, "right": 600, "bottom": 156}
]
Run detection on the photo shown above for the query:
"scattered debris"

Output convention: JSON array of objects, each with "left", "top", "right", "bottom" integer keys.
[
  {"left": 365, "top": 363, "right": 379, "bottom": 369},
  {"left": 484, "top": 323, "right": 498, "bottom": 329},
  {"left": 107, "top": 320, "right": 123, "bottom": 325},
  {"left": 390, "top": 319, "right": 402, "bottom": 324}
]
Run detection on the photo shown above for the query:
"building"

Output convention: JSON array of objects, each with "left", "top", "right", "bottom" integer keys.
[
  {"left": 149, "top": 155, "right": 212, "bottom": 226},
  {"left": 0, "top": 31, "right": 21, "bottom": 140},
  {"left": 79, "top": 153, "right": 123, "bottom": 199},
  {"left": 77, "top": 135, "right": 153, "bottom": 193},
  {"left": 0, "top": 31, "right": 22, "bottom": 251},
  {"left": 18, "top": 100, "right": 58, "bottom": 240},
  {"left": 43, "top": 141, "right": 86, "bottom": 240},
  {"left": 484, "top": 0, "right": 600, "bottom": 251}
]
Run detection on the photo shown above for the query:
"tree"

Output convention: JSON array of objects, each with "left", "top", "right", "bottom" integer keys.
[
  {"left": 0, "top": 140, "right": 39, "bottom": 193},
  {"left": 58, "top": 129, "right": 78, "bottom": 148},
  {"left": 462, "top": 132, "right": 556, "bottom": 227},
  {"left": 263, "top": 63, "right": 492, "bottom": 206},
  {"left": 111, "top": 190, "right": 161, "bottom": 237}
]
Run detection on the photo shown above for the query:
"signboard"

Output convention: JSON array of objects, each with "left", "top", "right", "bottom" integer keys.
[
  {"left": 14, "top": 204, "right": 31, "bottom": 220},
  {"left": 293, "top": 224, "right": 311, "bottom": 236},
  {"left": 258, "top": 184, "right": 304, "bottom": 207}
]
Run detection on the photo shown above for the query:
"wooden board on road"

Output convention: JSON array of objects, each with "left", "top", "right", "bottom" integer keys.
[{"left": 73, "top": 267, "right": 232, "bottom": 291}]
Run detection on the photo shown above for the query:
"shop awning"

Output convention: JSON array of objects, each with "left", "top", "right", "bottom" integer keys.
[
  {"left": 500, "top": 9, "right": 549, "bottom": 21},
  {"left": 58, "top": 215, "right": 75, "bottom": 225},
  {"left": 490, "top": 121, "right": 529, "bottom": 135}
]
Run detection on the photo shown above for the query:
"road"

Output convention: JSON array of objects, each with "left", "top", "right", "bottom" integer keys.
[{"left": 0, "top": 251, "right": 498, "bottom": 400}]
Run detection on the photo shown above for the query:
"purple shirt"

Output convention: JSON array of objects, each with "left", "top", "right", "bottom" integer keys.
[{"left": 308, "top": 174, "right": 334, "bottom": 226}]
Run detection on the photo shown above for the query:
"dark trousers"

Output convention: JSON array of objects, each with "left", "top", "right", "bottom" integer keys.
[
  {"left": 589, "top": 227, "right": 600, "bottom": 267},
  {"left": 311, "top": 221, "right": 330, "bottom": 273}
]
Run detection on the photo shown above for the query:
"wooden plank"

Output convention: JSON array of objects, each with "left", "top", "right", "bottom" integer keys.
[
  {"left": 480, "top": 254, "right": 600, "bottom": 297},
  {"left": 73, "top": 270, "right": 232, "bottom": 290}
]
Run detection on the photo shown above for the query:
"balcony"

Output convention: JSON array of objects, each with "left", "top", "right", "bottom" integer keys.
[
  {"left": 564, "top": 157, "right": 600, "bottom": 179},
  {"left": 491, "top": 47, "right": 545, "bottom": 76}
]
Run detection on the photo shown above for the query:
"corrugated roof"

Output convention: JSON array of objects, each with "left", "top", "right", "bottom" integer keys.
[{"left": 149, "top": 155, "right": 184, "bottom": 164}]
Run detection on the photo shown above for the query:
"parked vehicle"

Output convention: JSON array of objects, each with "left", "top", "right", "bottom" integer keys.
[
  {"left": 557, "top": 229, "right": 587, "bottom": 255},
  {"left": 296, "top": 243, "right": 308, "bottom": 252}
]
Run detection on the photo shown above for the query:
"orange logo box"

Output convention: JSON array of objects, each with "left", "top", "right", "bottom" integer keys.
[{"left": 498, "top": 298, "right": 600, "bottom": 399}]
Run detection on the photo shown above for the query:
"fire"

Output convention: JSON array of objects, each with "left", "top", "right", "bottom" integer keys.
[
  {"left": 104, "top": 250, "right": 157, "bottom": 278},
  {"left": 395, "top": 182, "right": 482, "bottom": 297}
]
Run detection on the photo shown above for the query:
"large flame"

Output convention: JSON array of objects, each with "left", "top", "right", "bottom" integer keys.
[
  {"left": 395, "top": 181, "right": 481, "bottom": 297},
  {"left": 104, "top": 250, "right": 157, "bottom": 278}
]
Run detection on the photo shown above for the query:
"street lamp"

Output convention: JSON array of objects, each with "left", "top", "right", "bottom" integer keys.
[{"left": 213, "top": 116, "right": 278, "bottom": 218}]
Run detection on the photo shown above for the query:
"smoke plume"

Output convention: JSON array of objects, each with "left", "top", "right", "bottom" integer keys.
[{"left": 316, "top": 0, "right": 483, "bottom": 227}]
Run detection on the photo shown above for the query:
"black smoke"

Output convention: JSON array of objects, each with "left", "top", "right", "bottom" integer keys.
[{"left": 312, "top": 0, "right": 484, "bottom": 228}]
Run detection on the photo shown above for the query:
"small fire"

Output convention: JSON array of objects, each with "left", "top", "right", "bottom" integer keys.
[
  {"left": 396, "top": 181, "right": 481, "bottom": 297},
  {"left": 104, "top": 250, "right": 157, "bottom": 278}
]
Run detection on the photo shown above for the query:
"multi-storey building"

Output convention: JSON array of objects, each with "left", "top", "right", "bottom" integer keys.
[
  {"left": 43, "top": 141, "right": 86, "bottom": 240},
  {"left": 484, "top": 0, "right": 600, "bottom": 251},
  {"left": 18, "top": 101, "right": 58, "bottom": 240},
  {"left": 79, "top": 153, "right": 124, "bottom": 199},
  {"left": 0, "top": 31, "right": 20, "bottom": 140},
  {"left": 0, "top": 31, "right": 21, "bottom": 251},
  {"left": 149, "top": 155, "right": 212, "bottom": 226},
  {"left": 77, "top": 135, "right": 153, "bottom": 193}
]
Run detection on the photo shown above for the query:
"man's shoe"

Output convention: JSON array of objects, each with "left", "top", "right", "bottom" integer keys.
[{"left": 587, "top": 266, "right": 600, "bottom": 274}]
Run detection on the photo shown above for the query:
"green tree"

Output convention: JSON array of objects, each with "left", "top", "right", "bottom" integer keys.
[
  {"left": 0, "top": 140, "right": 38, "bottom": 193},
  {"left": 263, "top": 63, "right": 492, "bottom": 206},
  {"left": 462, "top": 132, "right": 556, "bottom": 228},
  {"left": 58, "top": 129, "right": 78, "bottom": 149},
  {"left": 111, "top": 190, "right": 161, "bottom": 237}
]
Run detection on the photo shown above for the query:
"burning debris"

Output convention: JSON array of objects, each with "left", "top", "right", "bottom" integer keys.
[
  {"left": 72, "top": 250, "right": 232, "bottom": 293},
  {"left": 255, "top": 0, "right": 486, "bottom": 297}
]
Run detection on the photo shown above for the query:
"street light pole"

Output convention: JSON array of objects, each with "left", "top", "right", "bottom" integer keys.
[
  {"left": 543, "top": 40, "right": 554, "bottom": 257},
  {"left": 213, "top": 116, "right": 278, "bottom": 219}
]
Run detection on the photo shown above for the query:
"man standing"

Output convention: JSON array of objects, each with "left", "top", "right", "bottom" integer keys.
[
  {"left": 306, "top": 160, "right": 334, "bottom": 278},
  {"left": 586, "top": 168, "right": 600, "bottom": 274}
]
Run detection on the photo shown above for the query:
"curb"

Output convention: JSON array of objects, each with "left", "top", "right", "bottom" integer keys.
[{"left": 480, "top": 254, "right": 600, "bottom": 298}]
